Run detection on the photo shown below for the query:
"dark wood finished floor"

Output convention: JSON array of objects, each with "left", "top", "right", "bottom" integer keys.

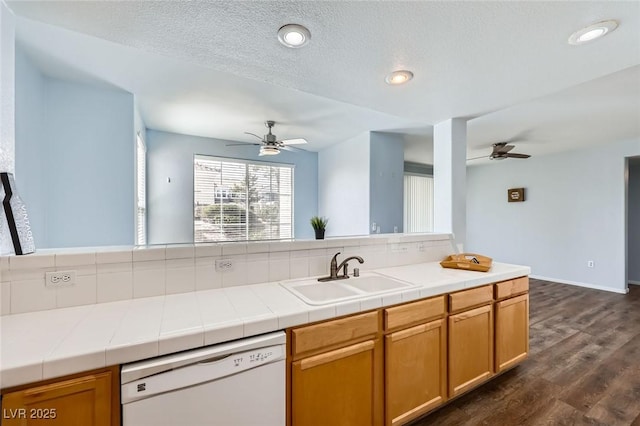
[{"left": 411, "top": 279, "right": 640, "bottom": 426}]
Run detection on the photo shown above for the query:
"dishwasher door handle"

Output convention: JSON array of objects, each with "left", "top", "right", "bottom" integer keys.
[{"left": 197, "top": 354, "right": 231, "bottom": 365}]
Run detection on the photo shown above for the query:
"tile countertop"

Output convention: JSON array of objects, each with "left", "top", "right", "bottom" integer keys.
[{"left": 0, "top": 261, "right": 530, "bottom": 389}]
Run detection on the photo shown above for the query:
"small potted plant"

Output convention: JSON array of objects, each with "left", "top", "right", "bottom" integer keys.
[{"left": 310, "top": 216, "right": 328, "bottom": 240}]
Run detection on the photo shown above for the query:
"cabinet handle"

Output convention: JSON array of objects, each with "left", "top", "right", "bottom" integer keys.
[{"left": 300, "top": 340, "right": 375, "bottom": 370}]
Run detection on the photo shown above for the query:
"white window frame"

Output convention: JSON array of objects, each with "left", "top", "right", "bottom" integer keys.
[
  {"left": 193, "top": 154, "right": 295, "bottom": 242},
  {"left": 135, "top": 133, "right": 147, "bottom": 245}
]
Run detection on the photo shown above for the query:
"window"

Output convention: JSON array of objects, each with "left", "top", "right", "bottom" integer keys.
[
  {"left": 194, "top": 155, "right": 293, "bottom": 242},
  {"left": 404, "top": 174, "right": 434, "bottom": 232},
  {"left": 135, "top": 133, "right": 147, "bottom": 245}
]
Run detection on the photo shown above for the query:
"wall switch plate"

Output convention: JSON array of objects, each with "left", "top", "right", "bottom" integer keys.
[
  {"left": 215, "top": 259, "right": 234, "bottom": 272},
  {"left": 45, "top": 270, "right": 76, "bottom": 288},
  {"left": 587, "top": 260, "right": 595, "bottom": 268}
]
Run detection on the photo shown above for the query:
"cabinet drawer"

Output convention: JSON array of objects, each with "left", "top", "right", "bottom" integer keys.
[
  {"left": 291, "top": 311, "right": 379, "bottom": 357},
  {"left": 448, "top": 285, "right": 493, "bottom": 313},
  {"left": 384, "top": 296, "right": 445, "bottom": 331},
  {"left": 494, "top": 276, "right": 529, "bottom": 300}
]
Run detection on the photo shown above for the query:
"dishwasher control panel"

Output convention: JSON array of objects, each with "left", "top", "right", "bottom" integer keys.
[{"left": 121, "top": 343, "right": 285, "bottom": 404}]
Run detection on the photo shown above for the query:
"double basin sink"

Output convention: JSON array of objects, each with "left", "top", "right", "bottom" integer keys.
[{"left": 280, "top": 272, "right": 417, "bottom": 305}]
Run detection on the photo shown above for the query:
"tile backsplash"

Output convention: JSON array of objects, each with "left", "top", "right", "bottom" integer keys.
[{"left": 0, "top": 234, "right": 454, "bottom": 315}]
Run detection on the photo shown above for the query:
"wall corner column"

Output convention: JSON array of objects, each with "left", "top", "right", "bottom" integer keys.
[
  {"left": 0, "top": 0, "right": 15, "bottom": 174},
  {"left": 433, "top": 118, "right": 467, "bottom": 249}
]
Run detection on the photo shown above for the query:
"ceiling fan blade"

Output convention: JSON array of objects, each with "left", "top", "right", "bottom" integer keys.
[
  {"left": 467, "top": 155, "right": 489, "bottom": 161},
  {"left": 244, "top": 132, "right": 263, "bottom": 140},
  {"left": 495, "top": 144, "right": 515, "bottom": 154},
  {"left": 280, "top": 144, "right": 307, "bottom": 152},
  {"left": 226, "top": 142, "right": 260, "bottom": 147},
  {"left": 505, "top": 153, "right": 531, "bottom": 159},
  {"left": 281, "top": 138, "right": 308, "bottom": 145}
]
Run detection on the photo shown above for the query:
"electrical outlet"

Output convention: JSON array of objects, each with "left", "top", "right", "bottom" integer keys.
[
  {"left": 215, "top": 259, "right": 234, "bottom": 272},
  {"left": 587, "top": 260, "right": 595, "bottom": 268},
  {"left": 45, "top": 270, "right": 76, "bottom": 288}
]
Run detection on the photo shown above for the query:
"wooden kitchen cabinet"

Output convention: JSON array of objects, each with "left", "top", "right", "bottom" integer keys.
[
  {"left": 287, "top": 277, "right": 530, "bottom": 425},
  {"left": 494, "top": 277, "right": 529, "bottom": 373},
  {"left": 291, "top": 338, "right": 383, "bottom": 426},
  {"left": 289, "top": 311, "right": 383, "bottom": 426},
  {"left": 495, "top": 293, "right": 529, "bottom": 372},
  {"left": 448, "top": 304, "right": 494, "bottom": 398},
  {"left": 1, "top": 366, "right": 119, "bottom": 426},
  {"left": 385, "top": 318, "right": 447, "bottom": 426}
]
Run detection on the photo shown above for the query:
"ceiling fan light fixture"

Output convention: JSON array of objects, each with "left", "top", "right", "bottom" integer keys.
[
  {"left": 385, "top": 70, "right": 414, "bottom": 85},
  {"left": 568, "top": 20, "right": 618, "bottom": 45},
  {"left": 259, "top": 146, "right": 280, "bottom": 156},
  {"left": 278, "top": 24, "right": 311, "bottom": 48}
]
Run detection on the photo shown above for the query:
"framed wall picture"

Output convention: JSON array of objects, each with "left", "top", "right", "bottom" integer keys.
[{"left": 508, "top": 188, "right": 525, "bottom": 203}]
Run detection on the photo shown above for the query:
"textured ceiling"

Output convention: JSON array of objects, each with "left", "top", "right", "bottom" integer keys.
[
  {"left": 8, "top": 1, "right": 640, "bottom": 163},
  {"left": 466, "top": 65, "right": 640, "bottom": 164},
  {"left": 15, "top": 16, "right": 421, "bottom": 150}
]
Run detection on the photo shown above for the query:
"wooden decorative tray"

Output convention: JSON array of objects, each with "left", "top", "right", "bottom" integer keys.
[{"left": 440, "top": 253, "right": 493, "bottom": 272}]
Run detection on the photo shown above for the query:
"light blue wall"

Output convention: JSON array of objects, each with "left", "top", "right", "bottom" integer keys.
[
  {"left": 467, "top": 138, "right": 640, "bottom": 293},
  {"left": 318, "top": 132, "right": 370, "bottom": 237},
  {"left": 370, "top": 132, "right": 404, "bottom": 234},
  {"left": 14, "top": 51, "right": 135, "bottom": 248},
  {"left": 15, "top": 47, "right": 47, "bottom": 246},
  {"left": 318, "top": 131, "right": 404, "bottom": 236},
  {"left": 146, "top": 129, "right": 318, "bottom": 244},
  {"left": 44, "top": 79, "right": 134, "bottom": 248},
  {"left": 629, "top": 159, "right": 640, "bottom": 283}
]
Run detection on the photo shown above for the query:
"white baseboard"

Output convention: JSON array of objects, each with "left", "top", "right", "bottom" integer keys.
[
  {"left": 629, "top": 280, "right": 640, "bottom": 286},
  {"left": 529, "top": 275, "right": 628, "bottom": 294}
]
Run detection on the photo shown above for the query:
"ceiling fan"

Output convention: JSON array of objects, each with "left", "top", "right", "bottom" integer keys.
[
  {"left": 227, "top": 121, "right": 308, "bottom": 156},
  {"left": 468, "top": 142, "right": 531, "bottom": 161}
]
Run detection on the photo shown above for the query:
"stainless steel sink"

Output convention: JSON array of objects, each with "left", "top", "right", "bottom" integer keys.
[{"left": 280, "top": 272, "right": 416, "bottom": 305}]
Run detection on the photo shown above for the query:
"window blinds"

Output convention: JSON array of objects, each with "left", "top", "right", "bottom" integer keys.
[
  {"left": 403, "top": 174, "right": 434, "bottom": 233},
  {"left": 194, "top": 155, "right": 294, "bottom": 242}
]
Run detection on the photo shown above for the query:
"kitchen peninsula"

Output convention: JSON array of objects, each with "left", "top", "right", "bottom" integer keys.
[{"left": 0, "top": 234, "right": 529, "bottom": 425}]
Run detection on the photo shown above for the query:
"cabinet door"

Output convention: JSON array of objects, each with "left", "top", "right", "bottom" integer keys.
[
  {"left": 495, "top": 293, "right": 529, "bottom": 372},
  {"left": 385, "top": 318, "right": 447, "bottom": 426},
  {"left": 1, "top": 370, "right": 113, "bottom": 426},
  {"left": 448, "top": 304, "right": 494, "bottom": 398},
  {"left": 292, "top": 339, "right": 382, "bottom": 426}
]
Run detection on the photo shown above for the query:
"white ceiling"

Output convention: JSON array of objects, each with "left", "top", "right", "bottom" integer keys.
[{"left": 8, "top": 1, "right": 640, "bottom": 164}]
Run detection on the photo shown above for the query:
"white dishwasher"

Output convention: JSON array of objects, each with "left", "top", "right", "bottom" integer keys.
[{"left": 121, "top": 331, "right": 286, "bottom": 426}]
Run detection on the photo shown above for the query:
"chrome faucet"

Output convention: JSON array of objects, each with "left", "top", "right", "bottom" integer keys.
[{"left": 318, "top": 252, "right": 365, "bottom": 282}]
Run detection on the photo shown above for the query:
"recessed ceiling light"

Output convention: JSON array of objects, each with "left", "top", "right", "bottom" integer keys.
[
  {"left": 278, "top": 24, "right": 311, "bottom": 48},
  {"left": 568, "top": 20, "right": 618, "bottom": 45},
  {"left": 385, "top": 70, "right": 414, "bottom": 85}
]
